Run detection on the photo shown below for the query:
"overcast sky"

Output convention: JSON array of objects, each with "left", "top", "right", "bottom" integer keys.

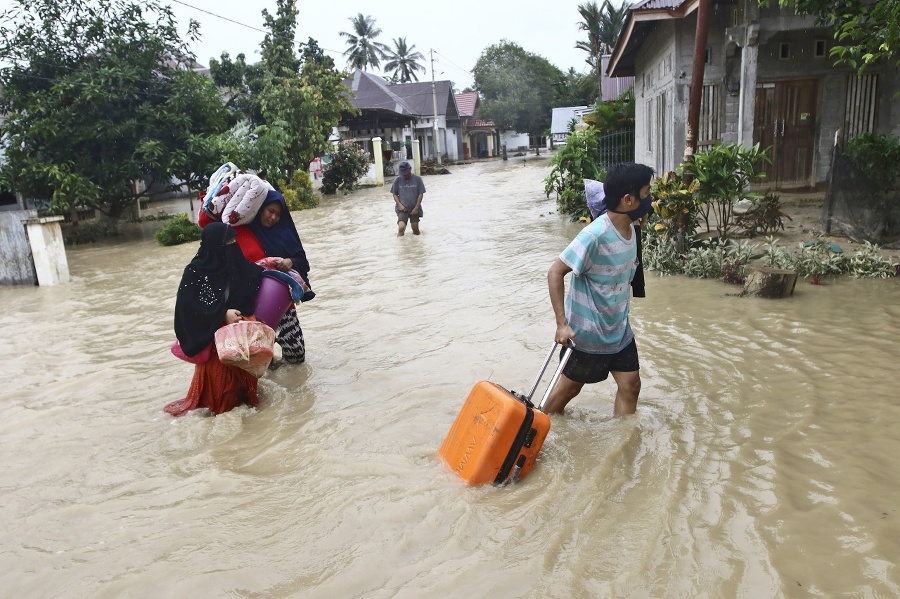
[{"left": 162, "top": 0, "right": 610, "bottom": 90}]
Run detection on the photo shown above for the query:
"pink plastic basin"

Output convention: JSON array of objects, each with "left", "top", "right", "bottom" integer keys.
[{"left": 254, "top": 276, "right": 292, "bottom": 329}]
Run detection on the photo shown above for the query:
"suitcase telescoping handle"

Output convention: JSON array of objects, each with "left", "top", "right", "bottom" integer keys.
[{"left": 522, "top": 340, "right": 575, "bottom": 411}]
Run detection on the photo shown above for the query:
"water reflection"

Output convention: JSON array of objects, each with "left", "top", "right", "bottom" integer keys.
[{"left": 1, "top": 159, "right": 898, "bottom": 597}]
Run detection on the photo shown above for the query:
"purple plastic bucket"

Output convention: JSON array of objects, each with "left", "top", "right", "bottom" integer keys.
[{"left": 254, "top": 276, "right": 292, "bottom": 328}]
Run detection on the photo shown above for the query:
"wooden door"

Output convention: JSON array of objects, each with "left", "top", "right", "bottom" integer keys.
[{"left": 753, "top": 80, "right": 818, "bottom": 188}]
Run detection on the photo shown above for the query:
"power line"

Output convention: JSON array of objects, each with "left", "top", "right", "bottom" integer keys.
[
  {"left": 169, "top": 0, "right": 345, "bottom": 58},
  {"left": 432, "top": 50, "right": 472, "bottom": 79}
]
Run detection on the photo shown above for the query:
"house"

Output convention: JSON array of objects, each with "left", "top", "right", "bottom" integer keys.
[
  {"left": 340, "top": 70, "right": 463, "bottom": 161},
  {"left": 551, "top": 106, "right": 591, "bottom": 144},
  {"left": 607, "top": 0, "right": 900, "bottom": 189},
  {"left": 454, "top": 92, "right": 501, "bottom": 159}
]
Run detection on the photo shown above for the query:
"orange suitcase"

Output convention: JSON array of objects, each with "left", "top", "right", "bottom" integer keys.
[{"left": 439, "top": 342, "right": 574, "bottom": 486}]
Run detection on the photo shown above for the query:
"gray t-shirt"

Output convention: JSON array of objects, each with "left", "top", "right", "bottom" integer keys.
[{"left": 391, "top": 174, "right": 426, "bottom": 214}]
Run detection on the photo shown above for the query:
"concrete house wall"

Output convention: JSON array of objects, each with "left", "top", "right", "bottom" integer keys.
[{"left": 615, "top": 0, "right": 899, "bottom": 189}]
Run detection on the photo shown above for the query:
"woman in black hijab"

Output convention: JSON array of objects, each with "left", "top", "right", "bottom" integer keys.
[{"left": 166, "top": 223, "right": 265, "bottom": 416}]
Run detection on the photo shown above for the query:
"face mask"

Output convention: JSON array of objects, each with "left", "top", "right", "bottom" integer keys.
[{"left": 609, "top": 194, "right": 654, "bottom": 222}]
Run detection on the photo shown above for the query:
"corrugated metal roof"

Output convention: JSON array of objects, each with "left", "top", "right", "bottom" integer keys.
[{"left": 630, "top": 0, "right": 684, "bottom": 9}]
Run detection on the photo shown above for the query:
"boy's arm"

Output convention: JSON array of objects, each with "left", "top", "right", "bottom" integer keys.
[{"left": 548, "top": 258, "right": 575, "bottom": 345}]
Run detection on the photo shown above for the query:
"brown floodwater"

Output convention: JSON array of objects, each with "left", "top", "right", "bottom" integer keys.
[{"left": 2, "top": 158, "right": 899, "bottom": 598}]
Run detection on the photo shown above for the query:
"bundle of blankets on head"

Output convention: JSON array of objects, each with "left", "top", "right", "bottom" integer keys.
[
  {"left": 198, "top": 162, "right": 315, "bottom": 303},
  {"left": 200, "top": 162, "right": 273, "bottom": 226}
]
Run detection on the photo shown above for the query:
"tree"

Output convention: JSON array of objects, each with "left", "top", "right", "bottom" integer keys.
[
  {"left": 339, "top": 13, "right": 389, "bottom": 71},
  {"left": 0, "top": 0, "right": 229, "bottom": 221},
  {"left": 554, "top": 68, "right": 600, "bottom": 106},
  {"left": 472, "top": 41, "right": 565, "bottom": 143},
  {"left": 208, "top": 1, "right": 356, "bottom": 180},
  {"left": 258, "top": 39, "right": 357, "bottom": 179},
  {"left": 384, "top": 38, "right": 426, "bottom": 83},
  {"left": 576, "top": 1, "right": 628, "bottom": 99},
  {"left": 763, "top": 0, "right": 899, "bottom": 70}
]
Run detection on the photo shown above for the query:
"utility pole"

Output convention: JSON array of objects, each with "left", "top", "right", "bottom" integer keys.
[
  {"left": 682, "top": 0, "right": 711, "bottom": 185},
  {"left": 430, "top": 49, "right": 442, "bottom": 167}
]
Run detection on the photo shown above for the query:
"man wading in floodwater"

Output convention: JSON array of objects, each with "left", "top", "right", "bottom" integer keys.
[{"left": 391, "top": 161, "right": 426, "bottom": 236}]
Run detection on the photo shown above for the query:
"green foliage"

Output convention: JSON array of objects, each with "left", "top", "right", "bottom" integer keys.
[
  {"left": 209, "top": 120, "right": 294, "bottom": 183},
  {"left": 691, "top": 142, "right": 771, "bottom": 239},
  {"left": 683, "top": 241, "right": 726, "bottom": 279},
  {"left": 734, "top": 191, "right": 791, "bottom": 236},
  {"left": 575, "top": 0, "right": 628, "bottom": 98},
  {"left": 843, "top": 133, "right": 900, "bottom": 189},
  {"left": 649, "top": 169, "right": 702, "bottom": 243},
  {"left": 64, "top": 220, "right": 119, "bottom": 245},
  {"left": 0, "top": 0, "right": 229, "bottom": 220},
  {"left": 322, "top": 142, "right": 371, "bottom": 195},
  {"left": 759, "top": 236, "right": 896, "bottom": 281},
  {"left": 555, "top": 68, "right": 600, "bottom": 107},
  {"left": 208, "top": 3, "right": 356, "bottom": 178},
  {"left": 582, "top": 90, "right": 636, "bottom": 134},
  {"left": 544, "top": 127, "right": 605, "bottom": 220},
  {"left": 473, "top": 41, "right": 565, "bottom": 136},
  {"left": 846, "top": 242, "right": 897, "bottom": 278},
  {"left": 280, "top": 170, "right": 320, "bottom": 211},
  {"left": 155, "top": 213, "right": 202, "bottom": 246},
  {"left": 641, "top": 228, "right": 685, "bottom": 275},
  {"left": 339, "top": 13, "right": 390, "bottom": 70},
  {"left": 764, "top": 0, "right": 899, "bottom": 72},
  {"left": 384, "top": 37, "right": 426, "bottom": 83},
  {"left": 642, "top": 234, "right": 758, "bottom": 282},
  {"left": 761, "top": 236, "right": 794, "bottom": 269},
  {"left": 791, "top": 240, "right": 848, "bottom": 283}
]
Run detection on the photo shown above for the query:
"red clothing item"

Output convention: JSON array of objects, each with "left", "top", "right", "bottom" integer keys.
[
  {"left": 164, "top": 344, "right": 259, "bottom": 416},
  {"left": 198, "top": 211, "right": 265, "bottom": 262}
]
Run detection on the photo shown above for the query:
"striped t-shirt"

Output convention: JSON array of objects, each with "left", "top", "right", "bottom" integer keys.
[{"left": 559, "top": 214, "right": 637, "bottom": 354}]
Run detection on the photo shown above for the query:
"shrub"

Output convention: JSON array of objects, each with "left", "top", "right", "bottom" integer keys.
[
  {"left": 649, "top": 169, "right": 701, "bottom": 245},
  {"left": 843, "top": 133, "right": 900, "bottom": 189},
  {"left": 847, "top": 242, "right": 897, "bottom": 278},
  {"left": 544, "top": 127, "right": 604, "bottom": 221},
  {"left": 691, "top": 142, "right": 770, "bottom": 239},
  {"left": 642, "top": 227, "right": 684, "bottom": 275},
  {"left": 322, "top": 142, "right": 370, "bottom": 195},
  {"left": 734, "top": 191, "right": 791, "bottom": 237},
  {"left": 64, "top": 220, "right": 119, "bottom": 245},
  {"left": 155, "top": 213, "right": 202, "bottom": 246},
  {"left": 280, "top": 170, "right": 319, "bottom": 211}
]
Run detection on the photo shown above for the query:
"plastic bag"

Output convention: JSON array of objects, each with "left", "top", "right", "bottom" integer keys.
[{"left": 214, "top": 320, "right": 276, "bottom": 378}]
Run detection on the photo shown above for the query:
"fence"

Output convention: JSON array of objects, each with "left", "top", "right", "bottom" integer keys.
[{"left": 596, "top": 127, "right": 635, "bottom": 170}]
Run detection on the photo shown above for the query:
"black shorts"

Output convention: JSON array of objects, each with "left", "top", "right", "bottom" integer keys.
[{"left": 560, "top": 339, "right": 640, "bottom": 384}]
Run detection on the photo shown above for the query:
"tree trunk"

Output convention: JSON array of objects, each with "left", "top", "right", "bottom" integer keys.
[{"left": 741, "top": 266, "right": 798, "bottom": 298}]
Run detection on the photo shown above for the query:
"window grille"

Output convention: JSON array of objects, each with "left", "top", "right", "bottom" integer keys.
[
  {"left": 843, "top": 74, "right": 878, "bottom": 139},
  {"left": 698, "top": 84, "right": 720, "bottom": 144}
]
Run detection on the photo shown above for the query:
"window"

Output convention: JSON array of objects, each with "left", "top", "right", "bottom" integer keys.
[
  {"left": 780, "top": 42, "right": 791, "bottom": 59},
  {"left": 815, "top": 40, "right": 826, "bottom": 58},
  {"left": 655, "top": 91, "right": 667, "bottom": 173},
  {"left": 699, "top": 84, "right": 720, "bottom": 143},
  {"left": 844, "top": 74, "right": 879, "bottom": 138}
]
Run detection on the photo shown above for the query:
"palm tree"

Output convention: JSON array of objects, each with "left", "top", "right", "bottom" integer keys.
[
  {"left": 597, "top": 0, "right": 627, "bottom": 55},
  {"left": 576, "top": 1, "right": 603, "bottom": 72},
  {"left": 576, "top": 1, "right": 627, "bottom": 99},
  {"left": 384, "top": 37, "right": 426, "bottom": 83},
  {"left": 339, "top": 13, "right": 390, "bottom": 70}
]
